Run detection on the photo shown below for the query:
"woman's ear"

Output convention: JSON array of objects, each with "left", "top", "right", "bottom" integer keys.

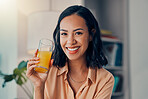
[
  {"left": 91, "top": 28, "right": 96, "bottom": 33},
  {"left": 89, "top": 35, "right": 92, "bottom": 41},
  {"left": 89, "top": 29, "right": 96, "bottom": 41}
]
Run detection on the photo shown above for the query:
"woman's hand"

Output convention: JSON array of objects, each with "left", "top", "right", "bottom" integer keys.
[{"left": 26, "top": 49, "right": 48, "bottom": 88}]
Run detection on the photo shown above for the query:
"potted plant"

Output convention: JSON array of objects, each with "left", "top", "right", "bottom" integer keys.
[{"left": 0, "top": 60, "right": 33, "bottom": 99}]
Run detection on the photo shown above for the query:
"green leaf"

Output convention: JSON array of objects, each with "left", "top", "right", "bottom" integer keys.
[
  {"left": 20, "top": 67, "right": 27, "bottom": 72},
  {"left": 16, "top": 76, "right": 23, "bottom": 85},
  {"left": 0, "top": 61, "right": 28, "bottom": 87},
  {"left": 13, "top": 68, "right": 28, "bottom": 86},
  {"left": 13, "top": 67, "right": 27, "bottom": 76},
  {"left": 3, "top": 75, "right": 15, "bottom": 82},
  {"left": 2, "top": 74, "right": 15, "bottom": 87},
  {"left": 18, "top": 61, "right": 28, "bottom": 69}
]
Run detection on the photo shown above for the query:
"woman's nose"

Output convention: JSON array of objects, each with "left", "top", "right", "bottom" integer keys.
[{"left": 67, "top": 35, "right": 76, "bottom": 45}]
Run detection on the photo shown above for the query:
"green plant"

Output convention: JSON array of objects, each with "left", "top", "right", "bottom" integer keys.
[{"left": 0, "top": 60, "right": 33, "bottom": 99}]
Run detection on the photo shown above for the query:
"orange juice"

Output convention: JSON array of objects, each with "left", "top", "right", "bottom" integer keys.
[{"left": 34, "top": 51, "right": 52, "bottom": 73}]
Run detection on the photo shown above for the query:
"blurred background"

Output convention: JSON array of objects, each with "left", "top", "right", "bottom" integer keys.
[{"left": 0, "top": 0, "right": 148, "bottom": 99}]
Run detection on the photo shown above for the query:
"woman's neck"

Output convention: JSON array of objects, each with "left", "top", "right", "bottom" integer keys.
[{"left": 68, "top": 58, "right": 88, "bottom": 75}]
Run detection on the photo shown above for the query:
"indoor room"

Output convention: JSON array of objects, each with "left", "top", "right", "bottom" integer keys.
[{"left": 0, "top": 0, "right": 148, "bottom": 99}]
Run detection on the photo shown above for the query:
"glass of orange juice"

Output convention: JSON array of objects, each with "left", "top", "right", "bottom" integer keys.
[{"left": 34, "top": 38, "right": 53, "bottom": 73}]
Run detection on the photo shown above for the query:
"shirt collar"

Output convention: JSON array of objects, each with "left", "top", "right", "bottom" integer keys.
[
  {"left": 57, "top": 62, "right": 68, "bottom": 76},
  {"left": 57, "top": 62, "right": 96, "bottom": 84},
  {"left": 87, "top": 67, "right": 96, "bottom": 84}
]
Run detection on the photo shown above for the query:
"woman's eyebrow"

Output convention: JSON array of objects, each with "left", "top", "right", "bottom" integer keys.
[
  {"left": 73, "top": 28, "right": 84, "bottom": 32},
  {"left": 60, "top": 28, "right": 84, "bottom": 32},
  {"left": 60, "top": 29, "right": 68, "bottom": 32}
]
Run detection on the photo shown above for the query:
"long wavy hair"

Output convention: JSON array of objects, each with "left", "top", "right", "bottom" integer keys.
[{"left": 52, "top": 5, "right": 108, "bottom": 68}]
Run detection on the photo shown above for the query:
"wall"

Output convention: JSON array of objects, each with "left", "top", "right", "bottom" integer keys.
[
  {"left": 129, "top": 0, "right": 148, "bottom": 99},
  {"left": 0, "top": 0, "right": 17, "bottom": 98}
]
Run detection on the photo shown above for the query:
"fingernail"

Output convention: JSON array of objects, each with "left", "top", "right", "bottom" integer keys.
[
  {"left": 33, "top": 65, "right": 37, "bottom": 67},
  {"left": 35, "top": 61, "right": 40, "bottom": 63}
]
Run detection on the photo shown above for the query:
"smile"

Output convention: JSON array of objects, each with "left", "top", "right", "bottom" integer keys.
[
  {"left": 66, "top": 47, "right": 80, "bottom": 54},
  {"left": 67, "top": 47, "right": 80, "bottom": 51}
]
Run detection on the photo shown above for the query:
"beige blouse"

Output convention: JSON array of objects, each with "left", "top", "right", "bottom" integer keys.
[{"left": 44, "top": 63, "right": 114, "bottom": 99}]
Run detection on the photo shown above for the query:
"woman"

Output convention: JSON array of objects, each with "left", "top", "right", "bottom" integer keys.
[{"left": 26, "top": 5, "right": 114, "bottom": 99}]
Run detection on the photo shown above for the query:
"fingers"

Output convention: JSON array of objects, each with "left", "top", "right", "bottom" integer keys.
[
  {"left": 26, "top": 65, "right": 37, "bottom": 77},
  {"left": 27, "top": 60, "right": 39, "bottom": 67},
  {"left": 27, "top": 61, "right": 39, "bottom": 77},
  {"left": 27, "top": 49, "right": 39, "bottom": 76},
  {"left": 50, "top": 59, "right": 54, "bottom": 66},
  {"left": 27, "top": 56, "right": 39, "bottom": 69},
  {"left": 34, "top": 49, "right": 38, "bottom": 57},
  {"left": 29, "top": 57, "right": 39, "bottom": 61}
]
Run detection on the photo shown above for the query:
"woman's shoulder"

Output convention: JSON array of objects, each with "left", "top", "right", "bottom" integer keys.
[
  {"left": 96, "top": 67, "right": 114, "bottom": 82},
  {"left": 97, "top": 67, "right": 113, "bottom": 75},
  {"left": 92, "top": 68, "right": 114, "bottom": 98}
]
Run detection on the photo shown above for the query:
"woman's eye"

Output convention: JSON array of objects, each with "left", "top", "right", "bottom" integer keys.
[
  {"left": 75, "top": 32, "right": 83, "bottom": 35},
  {"left": 61, "top": 33, "right": 67, "bottom": 36}
]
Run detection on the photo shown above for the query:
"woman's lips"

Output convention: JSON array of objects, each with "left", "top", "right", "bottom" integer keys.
[{"left": 66, "top": 47, "right": 80, "bottom": 54}]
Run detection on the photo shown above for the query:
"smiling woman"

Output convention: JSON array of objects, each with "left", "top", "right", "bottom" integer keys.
[{"left": 26, "top": 5, "right": 114, "bottom": 99}]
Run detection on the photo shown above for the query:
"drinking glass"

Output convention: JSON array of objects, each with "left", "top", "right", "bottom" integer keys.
[{"left": 34, "top": 38, "right": 53, "bottom": 73}]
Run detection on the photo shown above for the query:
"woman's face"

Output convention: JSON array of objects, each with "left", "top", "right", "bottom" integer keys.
[{"left": 60, "top": 14, "right": 92, "bottom": 61}]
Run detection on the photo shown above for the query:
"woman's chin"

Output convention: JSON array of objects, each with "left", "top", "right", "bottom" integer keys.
[{"left": 67, "top": 56, "right": 79, "bottom": 61}]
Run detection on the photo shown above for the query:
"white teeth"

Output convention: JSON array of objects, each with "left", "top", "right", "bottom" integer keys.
[{"left": 67, "top": 47, "right": 79, "bottom": 51}]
